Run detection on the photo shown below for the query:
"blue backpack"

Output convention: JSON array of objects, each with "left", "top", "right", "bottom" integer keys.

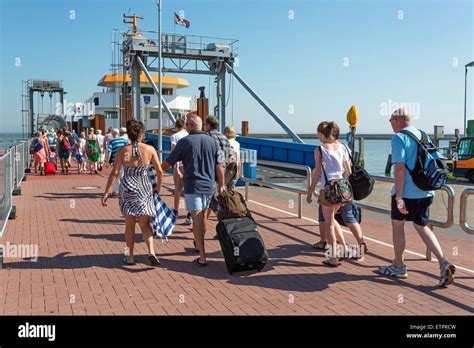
[{"left": 400, "top": 129, "right": 449, "bottom": 191}]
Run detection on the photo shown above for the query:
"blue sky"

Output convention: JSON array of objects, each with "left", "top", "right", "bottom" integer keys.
[{"left": 1, "top": 0, "right": 473, "bottom": 135}]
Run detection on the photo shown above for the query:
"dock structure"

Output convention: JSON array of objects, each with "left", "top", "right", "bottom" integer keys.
[
  {"left": 122, "top": 16, "right": 304, "bottom": 144},
  {"left": 0, "top": 169, "right": 472, "bottom": 315}
]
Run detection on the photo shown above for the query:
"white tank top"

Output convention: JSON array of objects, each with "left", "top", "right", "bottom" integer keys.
[{"left": 319, "top": 143, "right": 349, "bottom": 186}]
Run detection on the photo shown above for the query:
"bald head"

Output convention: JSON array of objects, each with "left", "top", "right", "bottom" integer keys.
[
  {"left": 390, "top": 108, "right": 411, "bottom": 132},
  {"left": 186, "top": 113, "right": 202, "bottom": 131},
  {"left": 391, "top": 108, "right": 411, "bottom": 120}
]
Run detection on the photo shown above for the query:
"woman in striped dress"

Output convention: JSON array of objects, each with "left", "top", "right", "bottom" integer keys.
[{"left": 102, "top": 119, "right": 164, "bottom": 266}]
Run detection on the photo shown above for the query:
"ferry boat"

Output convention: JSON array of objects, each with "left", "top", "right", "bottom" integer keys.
[{"left": 75, "top": 73, "right": 192, "bottom": 133}]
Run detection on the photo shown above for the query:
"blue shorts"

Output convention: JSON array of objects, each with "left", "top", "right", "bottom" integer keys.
[
  {"left": 318, "top": 202, "right": 358, "bottom": 224},
  {"left": 184, "top": 193, "right": 211, "bottom": 212}
]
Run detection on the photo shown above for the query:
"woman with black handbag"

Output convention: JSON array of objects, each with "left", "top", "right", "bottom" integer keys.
[{"left": 306, "top": 122, "right": 353, "bottom": 267}]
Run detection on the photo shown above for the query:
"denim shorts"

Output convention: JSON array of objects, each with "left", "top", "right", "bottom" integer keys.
[
  {"left": 184, "top": 193, "right": 211, "bottom": 212},
  {"left": 318, "top": 202, "right": 358, "bottom": 224}
]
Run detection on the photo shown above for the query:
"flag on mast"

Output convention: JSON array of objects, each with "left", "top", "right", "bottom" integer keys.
[{"left": 174, "top": 12, "right": 190, "bottom": 28}]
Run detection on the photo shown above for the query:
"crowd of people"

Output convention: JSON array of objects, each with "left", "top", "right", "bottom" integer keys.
[
  {"left": 31, "top": 126, "right": 132, "bottom": 176},
  {"left": 32, "top": 108, "right": 456, "bottom": 287}
]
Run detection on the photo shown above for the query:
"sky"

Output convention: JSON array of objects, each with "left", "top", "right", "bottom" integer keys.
[{"left": 0, "top": 0, "right": 473, "bottom": 135}]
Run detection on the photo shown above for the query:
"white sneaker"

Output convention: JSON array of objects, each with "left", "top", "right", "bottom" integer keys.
[
  {"left": 184, "top": 214, "right": 192, "bottom": 225},
  {"left": 378, "top": 262, "right": 408, "bottom": 279},
  {"left": 439, "top": 260, "right": 456, "bottom": 287}
]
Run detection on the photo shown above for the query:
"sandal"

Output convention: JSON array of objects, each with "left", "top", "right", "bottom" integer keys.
[
  {"left": 148, "top": 255, "right": 161, "bottom": 267},
  {"left": 312, "top": 241, "right": 327, "bottom": 250},
  {"left": 193, "top": 258, "right": 207, "bottom": 267},
  {"left": 122, "top": 256, "right": 136, "bottom": 265},
  {"left": 322, "top": 259, "right": 341, "bottom": 267}
]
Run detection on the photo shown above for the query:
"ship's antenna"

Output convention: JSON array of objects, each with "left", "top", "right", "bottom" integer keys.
[{"left": 123, "top": 14, "right": 144, "bottom": 37}]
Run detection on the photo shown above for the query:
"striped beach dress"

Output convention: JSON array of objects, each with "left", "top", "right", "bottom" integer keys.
[{"left": 119, "top": 143, "right": 155, "bottom": 217}]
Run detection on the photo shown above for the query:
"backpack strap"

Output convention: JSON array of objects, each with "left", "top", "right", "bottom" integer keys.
[
  {"left": 398, "top": 129, "right": 424, "bottom": 173},
  {"left": 399, "top": 129, "right": 423, "bottom": 145},
  {"left": 341, "top": 142, "right": 353, "bottom": 160},
  {"left": 317, "top": 146, "right": 329, "bottom": 185},
  {"left": 340, "top": 142, "right": 354, "bottom": 169}
]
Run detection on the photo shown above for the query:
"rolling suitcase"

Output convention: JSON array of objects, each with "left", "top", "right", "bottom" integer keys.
[
  {"left": 216, "top": 216, "right": 268, "bottom": 274},
  {"left": 44, "top": 161, "right": 56, "bottom": 175}
]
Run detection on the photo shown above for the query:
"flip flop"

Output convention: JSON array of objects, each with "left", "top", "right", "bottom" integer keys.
[
  {"left": 193, "top": 258, "right": 207, "bottom": 267},
  {"left": 312, "top": 241, "right": 327, "bottom": 250},
  {"left": 322, "top": 259, "right": 341, "bottom": 268},
  {"left": 148, "top": 255, "right": 161, "bottom": 267},
  {"left": 122, "top": 257, "right": 136, "bottom": 265}
]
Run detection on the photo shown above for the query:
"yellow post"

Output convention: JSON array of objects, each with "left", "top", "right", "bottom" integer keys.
[{"left": 346, "top": 104, "right": 358, "bottom": 158}]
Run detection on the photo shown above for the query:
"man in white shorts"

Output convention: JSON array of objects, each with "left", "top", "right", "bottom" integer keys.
[{"left": 170, "top": 118, "right": 192, "bottom": 225}]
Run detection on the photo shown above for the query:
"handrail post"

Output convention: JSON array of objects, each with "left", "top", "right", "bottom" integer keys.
[
  {"left": 245, "top": 181, "right": 249, "bottom": 201},
  {"left": 460, "top": 188, "right": 474, "bottom": 235},
  {"left": 297, "top": 193, "right": 302, "bottom": 218},
  {"left": 425, "top": 224, "right": 433, "bottom": 261}
]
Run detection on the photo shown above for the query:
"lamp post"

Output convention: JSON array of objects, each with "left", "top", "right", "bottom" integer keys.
[
  {"left": 157, "top": 0, "right": 163, "bottom": 162},
  {"left": 464, "top": 61, "right": 474, "bottom": 137}
]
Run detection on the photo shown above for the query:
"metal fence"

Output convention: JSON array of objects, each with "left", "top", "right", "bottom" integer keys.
[
  {"left": 0, "top": 139, "right": 31, "bottom": 236},
  {"left": 240, "top": 160, "right": 312, "bottom": 218},
  {"left": 460, "top": 188, "right": 474, "bottom": 235},
  {"left": 241, "top": 160, "right": 456, "bottom": 261}
]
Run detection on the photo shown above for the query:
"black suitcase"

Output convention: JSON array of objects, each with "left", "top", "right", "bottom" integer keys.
[{"left": 216, "top": 217, "right": 268, "bottom": 274}]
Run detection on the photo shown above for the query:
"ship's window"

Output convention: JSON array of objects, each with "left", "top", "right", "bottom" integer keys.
[
  {"left": 141, "top": 87, "right": 154, "bottom": 95},
  {"left": 105, "top": 111, "right": 118, "bottom": 119},
  {"left": 162, "top": 88, "right": 173, "bottom": 95},
  {"left": 93, "top": 97, "right": 99, "bottom": 106},
  {"left": 149, "top": 112, "right": 159, "bottom": 119}
]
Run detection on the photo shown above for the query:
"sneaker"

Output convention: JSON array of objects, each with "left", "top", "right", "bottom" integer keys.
[
  {"left": 439, "top": 260, "right": 456, "bottom": 287},
  {"left": 378, "top": 262, "right": 408, "bottom": 279},
  {"left": 184, "top": 213, "right": 192, "bottom": 225}
]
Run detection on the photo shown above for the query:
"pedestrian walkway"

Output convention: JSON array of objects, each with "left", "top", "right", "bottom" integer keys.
[{"left": 0, "top": 169, "right": 472, "bottom": 315}]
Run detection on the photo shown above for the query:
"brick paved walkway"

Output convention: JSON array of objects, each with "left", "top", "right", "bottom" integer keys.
[{"left": 0, "top": 169, "right": 473, "bottom": 315}]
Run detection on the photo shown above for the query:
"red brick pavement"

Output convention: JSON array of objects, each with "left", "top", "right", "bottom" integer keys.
[{"left": 0, "top": 168, "right": 472, "bottom": 315}]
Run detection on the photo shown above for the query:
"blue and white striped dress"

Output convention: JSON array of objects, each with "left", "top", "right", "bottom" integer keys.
[{"left": 119, "top": 143, "right": 155, "bottom": 217}]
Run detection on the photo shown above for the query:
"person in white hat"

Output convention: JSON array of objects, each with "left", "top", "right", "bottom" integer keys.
[{"left": 119, "top": 127, "right": 130, "bottom": 144}]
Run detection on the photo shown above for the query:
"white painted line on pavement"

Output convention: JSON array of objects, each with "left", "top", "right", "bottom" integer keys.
[{"left": 248, "top": 199, "right": 474, "bottom": 274}]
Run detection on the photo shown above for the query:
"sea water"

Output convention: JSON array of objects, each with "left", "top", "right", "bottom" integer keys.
[
  {"left": 0, "top": 133, "right": 28, "bottom": 150},
  {"left": 267, "top": 137, "right": 450, "bottom": 176}
]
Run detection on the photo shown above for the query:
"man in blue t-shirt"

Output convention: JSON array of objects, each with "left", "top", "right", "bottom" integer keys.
[
  {"left": 162, "top": 113, "right": 225, "bottom": 267},
  {"left": 379, "top": 108, "right": 455, "bottom": 287}
]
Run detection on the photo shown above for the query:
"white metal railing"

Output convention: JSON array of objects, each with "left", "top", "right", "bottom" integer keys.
[
  {"left": 240, "top": 161, "right": 456, "bottom": 261},
  {"left": 240, "top": 160, "right": 312, "bottom": 218},
  {"left": 0, "top": 139, "right": 31, "bottom": 236},
  {"left": 460, "top": 188, "right": 474, "bottom": 235},
  {"left": 0, "top": 151, "right": 13, "bottom": 236}
]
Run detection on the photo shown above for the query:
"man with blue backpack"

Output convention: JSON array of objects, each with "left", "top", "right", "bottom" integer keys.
[{"left": 379, "top": 108, "right": 455, "bottom": 287}]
